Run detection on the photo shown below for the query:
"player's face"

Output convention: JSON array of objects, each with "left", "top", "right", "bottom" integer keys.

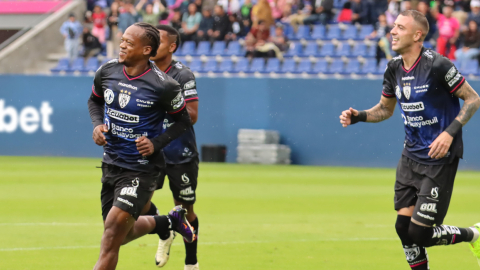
[
  {"left": 119, "top": 26, "right": 152, "bottom": 65},
  {"left": 390, "top": 15, "right": 417, "bottom": 54},
  {"left": 150, "top": 30, "right": 175, "bottom": 62}
]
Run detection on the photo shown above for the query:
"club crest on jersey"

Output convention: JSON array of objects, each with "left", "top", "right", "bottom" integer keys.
[
  {"left": 119, "top": 90, "right": 131, "bottom": 108},
  {"left": 395, "top": 86, "right": 401, "bottom": 99},
  {"left": 105, "top": 89, "right": 114, "bottom": 104},
  {"left": 175, "top": 62, "right": 183, "bottom": 69},
  {"left": 403, "top": 83, "right": 411, "bottom": 100}
]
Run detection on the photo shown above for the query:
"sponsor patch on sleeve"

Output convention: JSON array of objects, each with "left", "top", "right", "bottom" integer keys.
[
  {"left": 184, "top": 89, "right": 197, "bottom": 96},
  {"left": 183, "top": 80, "right": 196, "bottom": 90},
  {"left": 171, "top": 92, "right": 185, "bottom": 109},
  {"left": 445, "top": 66, "right": 458, "bottom": 82}
]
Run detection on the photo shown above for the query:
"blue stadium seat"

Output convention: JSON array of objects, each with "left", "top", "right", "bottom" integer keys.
[
  {"left": 295, "top": 59, "right": 312, "bottom": 73},
  {"left": 173, "top": 56, "right": 187, "bottom": 64},
  {"left": 319, "top": 42, "right": 335, "bottom": 57},
  {"left": 202, "top": 59, "right": 218, "bottom": 72},
  {"left": 310, "top": 25, "right": 326, "bottom": 40},
  {"left": 265, "top": 58, "right": 280, "bottom": 73},
  {"left": 292, "top": 25, "right": 310, "bottom": 40},
  {"left": 461, "top": 60, "right": 478, "bottom": 75},
  {"left": 211, "top": 41, "right": 226, "bottom": 56},
  {"left": 302, "top": 42, "right": 319, "bottom": 57},
  {"left": 351, "top": 43, "right": 367, "bottom": 57},
  {"left": 283, "top": 24, "right": 295, "bottom": 39},
  {"left": 326, "top": 25, "right": 341, "bottom": 40},
  {"left": 335, "top": 43, "right": 351, "bottom": 57},
  {"left": 195, "top": 41, "right": 211, "bottom": 56},
  {"left": 344, "top": 59, "right": 360, "bottom": 74},
  {"left": 342, "top": 25, "right": 357, "bottom": 40},
  {"left": 376, "top": 58, "right": 388, "bottom": 74},
  {"left": 224, "top": 41, "right": 241, "bottom": 56},
  {"left": 360, "top": 58, "right": 378, "bottom": 74},
  {"left": 358, "top": 25, "right": 374, "bottom": 40},
  {"left": 249, "top": 58, "right": 265, "bottom": 73},
  {"left": 189, "top": 59, "right": 203, "bottom": 72},
  {"left": 178, "top": 41, "right": 196, "bottom": 56},
  {"left": 166, "top": 0, "right": 175, "bottom": 6},
  {"left": 84, "top": 58, "right": 99, "bottom": 72},
  {"left": 279, "top": 58, "right": 296, "bottom": 73},
  {"left": 328, "top": 59, "right": 344, "bottom": 74},
  {"left": 68, "top": 58, "right": 84, "bottom": 72},
  {"left": 217, "top": 59, "right": 233, "bottom": 72},
  {"left": 311, "top": 59, "right": 328, "bottom": 74},
  {"left": 423, "top": 41, "right": 433, "bottom": 49},
  {"left": 367, "top": 45, "right": 376, "bottom": 57},
  {"left": 285, "top": 42, "right": 303, "bottom": 57},
  {"left": 51, "top": 58, "right": 70, "bottom": 73},
  {"left": 233, "top": 58, "right": 249, "bottom": 72},
  {"left": 100, "top": 58, "right": 112, "bottom": 65}
]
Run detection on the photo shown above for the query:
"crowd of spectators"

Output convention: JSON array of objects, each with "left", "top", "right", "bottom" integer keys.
[{"left": 60, "top": 0, "right": 480, "bottom": 64}]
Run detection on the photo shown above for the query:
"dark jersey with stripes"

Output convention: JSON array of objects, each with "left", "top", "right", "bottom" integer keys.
[
  {"left": 92, "top": 59, "right": 185, "bottom": 172},
  {"left": 162, "top": 60, "right": 199, "bottom": 164},
  {"left": 382, "top": 48, "right": 465, "bottom": 165}
]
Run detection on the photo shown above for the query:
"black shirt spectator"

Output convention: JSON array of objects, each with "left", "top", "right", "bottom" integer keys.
[
  {"left": 212, "top": 5, "right": 230, "bottom": 41},
  {"left": 197, "top": 9, "right": 214, "bottom": 41}
]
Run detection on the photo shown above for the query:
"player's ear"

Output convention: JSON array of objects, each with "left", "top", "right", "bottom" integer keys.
[
  {"left": 169, "top": 43, "right": 177, "bottom": 53},
  {"left": 144, "top": 45, "right": 152, "bottom": 56},
  {"left": 414, "top": 30, "right": 422, "bottom": 42}
]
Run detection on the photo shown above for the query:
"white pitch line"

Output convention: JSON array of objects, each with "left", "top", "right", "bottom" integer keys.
[{"left": 0, "top": 238, "right": 398, "bottom": 252}]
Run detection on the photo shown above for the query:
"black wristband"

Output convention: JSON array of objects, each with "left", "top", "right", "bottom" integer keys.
[
  {"left": 444, "top": 119, "right": 462, "bottom": 137},
  {"left": 350, "top": 111, "right": 367, "bottom": 125}
]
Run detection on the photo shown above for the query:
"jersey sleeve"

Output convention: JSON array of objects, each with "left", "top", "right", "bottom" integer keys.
[
  {"left": 159, "top": 80, "right": 186, "bottom": 114},
  {"left": 433, "top": 56, "right": 465, "bottom": 94},
  {"left": 92, "top": 65, "right": 104, "bottom": 98},
  {"left": 177, "top": 70, "right": 199, "bottom": 102},
  {"left": 382, "top": 64, "right": 396, "bottom": 98}
]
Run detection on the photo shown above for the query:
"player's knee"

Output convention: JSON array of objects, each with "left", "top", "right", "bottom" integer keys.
[
  {"left": 408, "top": 222, "right": 433, "bottom": 247},
  {"left": 395, "top": 215, "right": 411, "bottom": 238}
]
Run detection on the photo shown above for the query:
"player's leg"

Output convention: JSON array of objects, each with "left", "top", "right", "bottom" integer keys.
[{"left": 394, "top": 156, "right": 430, "bottom": 269}]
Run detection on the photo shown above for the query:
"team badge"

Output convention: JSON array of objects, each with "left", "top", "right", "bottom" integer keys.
[
  {"left": 104, "top": 89, "right": 114, "bottom": 104},
  {"left": 395, "top": 86, "right": 401, "bottom": 99},
  {"left": 403, "top": 245, "right": 420, "bottom": 262},
  {"left": 119, "top": 90, "right": 131, "bottom": 108},
  {"left": 175, "top": 62, "right": 183, "bottom": 69},
  {"left": 181, "top": 173, "right": 190, "bottom": 184},
  {"left": 403, "top": 83, "right": 411, "bottom": 100},
  {"left": 171, "top": 92, "right": 184, "bottom": 109}
]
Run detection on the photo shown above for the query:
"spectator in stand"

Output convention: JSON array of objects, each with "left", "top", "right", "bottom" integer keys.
[
  {"left": 455, "top": 20, "right": 480, "bottom": 70},
  {"left": 82, "top": 26, "right": 103, "bottom": 62},
  {"left": 135, "top": 0, "right": 164, "bottom": 26},
  {"left": 92, "top": 5, "right": 107, "bottom": 44},
  {"left": 170, "top": 9, "right": 183, "bottom": 32},
  {"left": 107, "top": 1, "right": 119, "bottom": 58},
  {"left": 245, "top": 20, "right": 282, "bottom": 58},
  {"left": 225, "top": 14, "right": 246, "bottom": 43},
  {"left": 218, "top": 0, "right": 240, "bottom": 14},
  {"left": 416, "top": 1, "right": 437, "bottom": 42},
  {"left": 351, "top": 0, "right": 372, "bottom": 25},
  {"left": 466, "top": 0, "right": 480, "bottom": 26},
  {"left": 196, "top": 9, "right": 214, "bottom": 42},
  {"left": 194, "top": 0, "right": 203, "bottom": 12},
  {"left": 368, "top": 14, "right": 392, "bottom": 63},
  {"left": 117, "top": 2, "right": 138, "bottom": 38},
  {"left": 181, "top": 3, "right": 202, "bottom": 41},
  {"left": 179, "top": 0, "right": 190, "bottom": 14},
  {"left": 337, "top": 2, "right": 353, "bottom": 23},
  {"left": 284, "top": 0, "right": 307, "bottom": 32},
  {"left": 303, "top": 0, "right": 334, "bottom": 25},
  {"left": 271, "top": 24, "right": 289, "bottom": 52},
  {"left": 270, "top": 0, "right": 285, "bottom": 21},
  {"left": 212, "top": 5, "right": 230, "bottom": 41},
  {"left": 251, "top": 0, "right": 274, "bottom": 27},
  {"left": 240, "top": 0, "right": 253, "bottom": 32},
  {"left": 60, "top": 13, "right": 83, "bottom": 64},
  {"left": 434, "top": 3, "right": 460, "bottom": 59}
]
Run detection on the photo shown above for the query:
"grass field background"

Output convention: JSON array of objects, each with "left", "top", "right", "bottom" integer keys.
[{"left": 1, "top": 156, "right": 479, "bottom": 269}]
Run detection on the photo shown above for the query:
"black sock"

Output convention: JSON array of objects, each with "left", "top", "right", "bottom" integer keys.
[
  {"left": 153, "top": 215, "right": 172, "bottom": 240},
  {"left": 145, "top": 202, "right": 159, "bottom": 216},
  {"left": 396, "top": 215, "right": 429, "bottom": 270},
  {"left": 184, "top": 217, "right": 199, "bottom": 265},
  {"left": 409, "top": 222, "right": 473, "bottom": 247}
]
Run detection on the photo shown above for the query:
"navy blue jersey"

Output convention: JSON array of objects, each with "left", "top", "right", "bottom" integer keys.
[
  {"left": 92, "top": 59, "right": 185, "bottom": 172},
  {"left": 382, "top": 48, "right": 465, "bottom": 165},
  {"left": 161, "top": 60, "right": 199, "bottom": 164}
]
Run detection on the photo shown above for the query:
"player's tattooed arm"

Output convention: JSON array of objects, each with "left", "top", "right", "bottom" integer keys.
[
  {"left": 365, "top": 96, "right": 397, "bottom": 123},
  {"left": 453, "top": 81, "right": 480, "bottom": 125}
]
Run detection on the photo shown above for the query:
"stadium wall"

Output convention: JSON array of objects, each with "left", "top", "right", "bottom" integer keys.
[{"left": 1, "top": 75, "right": 479, "bottom": 170}]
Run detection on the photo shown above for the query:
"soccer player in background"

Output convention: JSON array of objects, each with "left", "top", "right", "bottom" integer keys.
[
  {"left": 150, "top": 24, "right": 201, "bottom": 270},
  {"left": 87, "top": 22, "right": 196, "bottom": 270},
  {"left": 339, "top": 10, "right": 480, "bottom": 269}
]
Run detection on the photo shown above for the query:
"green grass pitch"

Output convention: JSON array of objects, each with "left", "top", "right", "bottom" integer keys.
[{"left": 1, "top": 156, "right": 479, "bottom": 269}]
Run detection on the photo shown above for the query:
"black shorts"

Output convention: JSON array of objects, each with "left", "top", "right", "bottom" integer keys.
[
  {"left": 100, "top": 163, "right": 158, "bottom": 220},
  {"left": 394, "top": 155, "right": 459, "bottom": 226},
  {"left": 160, "top": 158, "right": 199, "bottom": 204}
]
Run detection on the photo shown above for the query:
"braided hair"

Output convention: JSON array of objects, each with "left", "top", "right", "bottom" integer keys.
[
  {"left": 156, "top": 24, "right": 181, "bottom": 53},
  {"left": 133, "top": 22, "right": 160, "bottom": 57}
]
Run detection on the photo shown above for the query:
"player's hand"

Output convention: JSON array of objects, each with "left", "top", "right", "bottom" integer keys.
[
  {"left": 339, "top": 107, "right": 359, "bottom": 128},
  {"left": 136, "top": 136, "right": 154, "bottom": 156},
  {"left": 93, "top": 124, "right": 108, "bottom": 146},
  {"left": 428, "top": 131, "right": 453, "bottom": 159}
]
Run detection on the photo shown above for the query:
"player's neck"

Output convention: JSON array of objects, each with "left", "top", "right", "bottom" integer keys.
[
  {"left": 124, "top": 60, "right": 151, "bottom": 77},
  {"left": 154, "top": 55, "right": 173, "bottom": 72},
  {"left": 401, "top": 44, "right": 423, "bottom": 70}
]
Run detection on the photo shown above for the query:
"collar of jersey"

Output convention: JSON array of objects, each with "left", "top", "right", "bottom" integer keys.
[
  {"left": 123, "top": 66, "right": 151, "bottom": 81},
  {"left": 401, "top": 47, "right": 424, "bottom": 74}
]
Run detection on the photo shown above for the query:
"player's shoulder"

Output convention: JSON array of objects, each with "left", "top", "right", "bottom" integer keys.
[
  {"left": 96, "top": 59, "right": 121, "bottom": 76},
  {"left": 150, "top": 63, "right": 181, "bottom": 90},
  {"left": 387, "top": 55, "right": 403, "bottom": 70},
  {"left": 427, "top": 48, "right": 454, "bottom": 69},
  {"left": 172, "top": 60, "right": 195, "bottom": 79}
]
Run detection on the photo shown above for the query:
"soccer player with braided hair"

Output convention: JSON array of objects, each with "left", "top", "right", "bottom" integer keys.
[{"left": 88, "top": 22, "right": 196, "bottom": 270}]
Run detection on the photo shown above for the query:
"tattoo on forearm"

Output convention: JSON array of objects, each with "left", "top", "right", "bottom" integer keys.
[
  {"left": 366, "top": 101, "right": 393, "bottom": 123},
  {"left": 454, "top": 82, "right": 480, "bottom": 125}
]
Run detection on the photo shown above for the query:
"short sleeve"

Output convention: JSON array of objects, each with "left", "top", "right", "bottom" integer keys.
[
  {"left": 433, "top": 56, "right": 465, "bottom": 94},
  {"left": 177, "top": 71, "right": 198, "bottom": 102},
  {"left": 159, "top": 81, "right": 186, "bottom": 114},
  {"left": 382, "top": 64, "right": 396, "bottom": 98},
  {"left": 92, "top": 66, "right": 104, "bottom": 98}
]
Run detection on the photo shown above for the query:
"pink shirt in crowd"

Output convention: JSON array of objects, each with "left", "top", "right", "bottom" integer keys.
[{"left": 437, "top": 14, "right": 459, "bottom": 39}]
